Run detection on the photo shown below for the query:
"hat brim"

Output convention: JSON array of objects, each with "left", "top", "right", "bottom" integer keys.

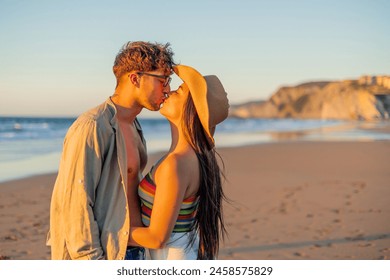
[{"left": 173, "top": 65, "right": 214, "bottom": 144}]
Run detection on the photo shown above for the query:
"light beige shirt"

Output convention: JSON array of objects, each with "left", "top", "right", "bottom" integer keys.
[{"left": 47, "top": 98, "right": 145, "bottom": 260}]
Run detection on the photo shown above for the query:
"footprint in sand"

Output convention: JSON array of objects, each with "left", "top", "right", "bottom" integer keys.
[
  {"left": 358, "top": 243, "right": 373, "bottom": 247},
  {"left": 4, "top": 234, "right": 18, "bottom": 241},
  {"left": 352, "top": 181, "right": 366, "bottom": 189},
  {"left": 346, "top": 234, "right": 365, "bottom": 241},
  {"left": 293, "top": 252, "right": 308, "bottom": 258}
]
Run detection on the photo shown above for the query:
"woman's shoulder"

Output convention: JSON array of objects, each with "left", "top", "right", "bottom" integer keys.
[
  {"left": 161, "top": 152, "right": 190, "bottom": 169},
  {"left": 157, "top": 150, "right": 198, "bottom": 177},
  {"left": 155, "top": 150, "right": 200, "bottom": 197}
]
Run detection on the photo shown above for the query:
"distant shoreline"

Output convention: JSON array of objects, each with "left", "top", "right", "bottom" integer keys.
[{"left": 1, "top": 117, "right": 390, "bottom": 184}]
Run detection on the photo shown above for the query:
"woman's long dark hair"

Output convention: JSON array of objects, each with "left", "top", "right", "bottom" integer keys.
[{"left": 182, "top": 94, "right": 227, "bottom": 260}]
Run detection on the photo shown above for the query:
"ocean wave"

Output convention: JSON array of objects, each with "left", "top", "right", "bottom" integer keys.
[{"left": 0, "top": 117, "right": 74, "bottom": 141}]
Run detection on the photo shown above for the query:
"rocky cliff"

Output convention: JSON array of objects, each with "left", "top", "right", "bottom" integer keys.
[{"left": 229, "top": 76, "right": 390, "bottom": 120}]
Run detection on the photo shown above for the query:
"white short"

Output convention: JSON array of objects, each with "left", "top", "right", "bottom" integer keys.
[{"left": 148, "top": 231, "right": 199, "bottom": 260}]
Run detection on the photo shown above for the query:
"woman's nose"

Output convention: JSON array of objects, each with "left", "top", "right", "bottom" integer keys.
[{"left": 167, "top": 90, "right": 177, "bottom": 97}]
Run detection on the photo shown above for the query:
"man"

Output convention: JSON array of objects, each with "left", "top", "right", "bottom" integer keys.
[{"left": 47, "top": 41, "right": 175, "bottom": 260}]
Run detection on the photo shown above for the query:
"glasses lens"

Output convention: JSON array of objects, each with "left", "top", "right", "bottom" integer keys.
[
  {"left": 138, "top": 72, "right": 171, "bottom": 87},
  {"left": 165, "top": 77, "right": 172, "bottom": 87}
]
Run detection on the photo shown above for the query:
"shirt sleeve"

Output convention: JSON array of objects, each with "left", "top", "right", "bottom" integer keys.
[{"left": 60, "top": 117, "right": 104, "bottom": 260}]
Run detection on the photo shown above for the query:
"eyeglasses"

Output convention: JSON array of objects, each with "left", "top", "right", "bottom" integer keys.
[{"left": 137, "top": 72, "right": 172, "bottom": 87}]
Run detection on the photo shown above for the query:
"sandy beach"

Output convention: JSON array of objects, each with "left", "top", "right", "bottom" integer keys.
[{"left": 0, "top": 140, "right": 389, "bottom": 260}]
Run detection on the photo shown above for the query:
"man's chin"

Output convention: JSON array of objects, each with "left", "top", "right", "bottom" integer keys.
[{"left": 144, "top": 104, "right": 160, "bottom": 112}]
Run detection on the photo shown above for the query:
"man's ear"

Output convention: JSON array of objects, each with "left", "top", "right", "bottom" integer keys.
[{"left": 128, "top": 73, "right": 140, "bottom": 86}]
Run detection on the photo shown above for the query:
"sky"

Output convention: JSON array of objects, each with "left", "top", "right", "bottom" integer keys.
[{"left": 0, "top": 0, "right": 389, "bottom": 117}]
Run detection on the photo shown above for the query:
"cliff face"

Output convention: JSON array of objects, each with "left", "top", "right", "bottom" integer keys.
[{"left": 230, "top": 77, "right": 390, "bottom": 120}]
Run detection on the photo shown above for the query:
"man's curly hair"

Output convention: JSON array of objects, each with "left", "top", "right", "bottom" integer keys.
[{"left": 113, "top": 41, "right": 175, "bottom": 81}]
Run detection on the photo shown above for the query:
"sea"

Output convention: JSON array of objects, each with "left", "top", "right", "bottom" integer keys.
[{"left": 1, "top": 116, "right": 390, "bottom": 183}]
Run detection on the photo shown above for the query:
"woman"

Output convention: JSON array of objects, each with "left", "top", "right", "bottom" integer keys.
[{"left": 128, "top": 65, "right": 229, "bottom": 259}]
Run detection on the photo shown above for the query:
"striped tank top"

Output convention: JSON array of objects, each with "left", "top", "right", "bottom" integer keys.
[{"left": 138, "top": 170, "right": 199, "bottom": 233}]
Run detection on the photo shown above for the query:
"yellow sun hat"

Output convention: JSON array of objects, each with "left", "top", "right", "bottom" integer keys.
[{"left": 173, "top": 65, "right": 229, "bottom": 146}]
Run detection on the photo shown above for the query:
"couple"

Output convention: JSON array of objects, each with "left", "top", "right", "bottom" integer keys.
[{"left": 47, "top": 41, "right": 229, "bottom": 260}]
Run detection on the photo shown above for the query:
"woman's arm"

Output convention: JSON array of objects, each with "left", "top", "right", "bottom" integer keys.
[{"left": 129, "top": 155, "right": 188, "bottom": 249}]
